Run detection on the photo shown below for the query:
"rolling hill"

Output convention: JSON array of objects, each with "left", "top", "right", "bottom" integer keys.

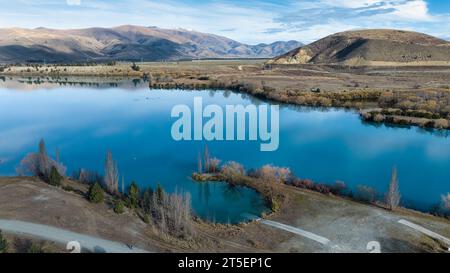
[
  {"left": 0, "top": 25, "right": 302, "bottom": 63},
  {"left": 269, "top": 29, "right": 450, "bottom": 66}
]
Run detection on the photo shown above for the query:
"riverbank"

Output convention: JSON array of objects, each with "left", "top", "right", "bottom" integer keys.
[{"left": 1, "top": 60, "right": 449, "bottom": 130}]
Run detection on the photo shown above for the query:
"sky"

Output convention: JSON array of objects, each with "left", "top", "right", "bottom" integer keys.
[{"left": 0, "top": 0, "right": 449, "bottom": 44}]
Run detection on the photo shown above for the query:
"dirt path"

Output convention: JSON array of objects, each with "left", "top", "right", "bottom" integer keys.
[
  {"left": 398, "top": 219, "right": 450, "bottom": 246},
  {"left": 259, "top": 219, "right": 330, "bottom": 245}
]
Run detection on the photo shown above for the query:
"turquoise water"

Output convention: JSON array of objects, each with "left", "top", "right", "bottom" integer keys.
[{"left": 0, "top": 81, "right": 449, "bottom": 221}]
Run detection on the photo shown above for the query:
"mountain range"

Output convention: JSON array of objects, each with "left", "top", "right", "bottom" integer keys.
[{"left": 0, "top": 25, "right": 303, "bottom": 63}]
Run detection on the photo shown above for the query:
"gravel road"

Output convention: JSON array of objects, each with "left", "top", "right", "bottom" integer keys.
[{"left": 0, "top": 220, "right": 149, "bottom": 253}]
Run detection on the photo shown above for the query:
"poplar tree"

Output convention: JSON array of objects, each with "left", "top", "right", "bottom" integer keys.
[{"left": 386, "top": 166, "right": 401, "bottom": 210}]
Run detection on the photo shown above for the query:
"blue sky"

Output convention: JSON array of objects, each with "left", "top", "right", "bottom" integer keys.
[{"left": 0, "top": 0, "right": 449, "bottom": 44}]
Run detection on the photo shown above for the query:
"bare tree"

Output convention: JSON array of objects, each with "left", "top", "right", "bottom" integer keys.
[
  {"left": 150, "top": 187, "right": 194, "bottom": 238},
  {"left": 442, "top": 193, "right": 450, "bottom": 210},
  {"left": 76, "top": 169, "right": 101, "bottom": 184},
  {"left": 221, "top": 161, "right": 245, "bottom": 178},
  {"left": 277, "top": 167, "right": 292, "bottom": 183},
  {"left": 16, "top": 139, "right": 66, "bottom": 179},
  {"left": 38, "top": 139, "right": 50, "bottom": 178},
  {"left": 197, "top": 151, "right": 203, "bottom": 174},
  {"left": 183, "top": 192, "right": 192, "bottom": 225},
  {"left": 208, "top": 158, "right": 221, "bottom": 173},
  {"left": 204, "top": 144, "right": 210, "bottom": 173},
  {"left": 386, "top": 166, "right": 401, "bottom": 210},
  {"left": 16, "top": 153, "right": 39, "bottom": 176},
  {"left": 250, "top": 164, "right": 292, "bottom": 212},
  {"left": 104, "top": 151, "right": 119, "bottom": 194},
  {"left": 255, "top": 164, "right": 292, "bottom": 183},
  {"left": 165, "top": 191, "right": 194, "bottom": 238},
  {"left": 55, "top": 148, "right": 60, "bottom": 163},
  {"left": 121, "top": 176, "right": 125, "bottom": 195}
]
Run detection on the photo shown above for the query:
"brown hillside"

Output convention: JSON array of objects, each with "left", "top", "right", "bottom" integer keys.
[{"left": 269, "top": 29, "right": 450, "bottom": 66}]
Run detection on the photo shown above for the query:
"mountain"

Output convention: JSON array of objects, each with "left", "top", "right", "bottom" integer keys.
[
  {"left": 251, "top": 41, "right": 304, "bottom": 58},
  {"left": 0, "top": 25, "right": 303, "bottom": 63},
  {"left": 269, "top": 29, "right": 450, "bottom": 66}
]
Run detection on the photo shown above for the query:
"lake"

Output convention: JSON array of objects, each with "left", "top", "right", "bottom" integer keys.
[{"left": 0, "top": 78, "right": 449, "bottom": 222}]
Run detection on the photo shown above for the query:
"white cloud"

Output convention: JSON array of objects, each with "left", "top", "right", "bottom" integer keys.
[
  {"left": 273, "top": 0, "right": 444, "bottom": 43},
  {"left": 320, "top": 0, "right": 390, "bottom": 8},
  {"left": 391, "top": 0, "right": 432, "bottom": 21},
  {"left": 318, "top": 0, "right": 433, "bottom": 20},
  {"left": 66, "top": 0, "right": 81, "bottom": 6}
]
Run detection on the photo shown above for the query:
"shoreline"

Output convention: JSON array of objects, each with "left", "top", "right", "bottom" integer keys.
[{"left": 191, "top": 172, "right": 450, "bottom": 221}]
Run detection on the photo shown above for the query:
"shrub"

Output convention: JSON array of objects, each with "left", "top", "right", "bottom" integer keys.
[
  {"left": 270, "top": 197, "right": 281, "bottom": 212},
  {"left": 254, "top": 164, "right": 292, "bottom": 183},
  {"left": 113, "top": 199, "right": 125, "bottom": 214},
  {"left": 313, "top": 183, "right": 332, "bottom": 194},
  {"left": 356, "top": 185, "right": 377, "bottom": 203},
  {"left": 291, "top": 179, "right": 314, "bottom": 189},
  {"left": 156, "top": 183, "right": 164, "bottom": 203},
  {"left": 127, "top": 182, "right": 139, "bottom": 208},
  {"left": 434, "top": 119, "right": 449, "bottom": 129},
  {"left": 61, "top": 185, "right": 83, "bottom": 195},
  {"left": 0, "top": 231, "right": 8, "bottom": 253},
  {"left": 143, "top": 214, "right": 150, "bottom": 224},
  {"left": 140, "top": 188, "right": 153, "bottom": 214},
  {"left": 88, "top": 183, "right": 104, "bottom": 204},
  {"left": 330, "top": 181, "right": 347, "bottom": 195},
  {"left": 28, "top": 243, "right": 44, "bottom": 253},
  {"left": 131, "top": 62, "right": 140, "bottom": 71},
  {"left": 48, "top": 166, "right": 63, "bottom": 186},
  {"left": 221, "top": 161, "right": 245, "bottom": 180},
  {"left": 373, "top": 114, "right": 385, "bottom": 122}
]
